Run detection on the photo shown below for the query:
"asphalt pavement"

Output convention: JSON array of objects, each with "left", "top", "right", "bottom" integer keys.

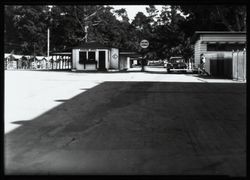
[{"left": 4, "top": 70, "right": 246, "bottom": 176}]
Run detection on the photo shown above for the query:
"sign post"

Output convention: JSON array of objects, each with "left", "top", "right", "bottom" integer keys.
[{"left": 140, "top": 39, "right": 149, "bottom": 72}]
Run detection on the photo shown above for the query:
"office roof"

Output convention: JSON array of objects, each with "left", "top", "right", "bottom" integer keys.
[{"left": 195, "top": 31, "right": 246, "bottom": 34}]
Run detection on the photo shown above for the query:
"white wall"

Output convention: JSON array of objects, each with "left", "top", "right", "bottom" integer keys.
[
  {"left": 110, "top": 48, "right": 119, "bottom": 69},
  {"left": 72, "top": 49, "right": 77, "bottom": 69},
  {"left": 232, "top": 51, "right": 246, "bottom": 80},
  {"left": 72, "top": 48, "right": 110, "bottom": 70},
  {"left": 200, "top": 34, "right": 246, "bottom": 42},
  {"left": 194, "top": 40, "right": 207, "bottom": 67},
  {"left": 119, "top": 55, "right": 129, "bottom": 70}
]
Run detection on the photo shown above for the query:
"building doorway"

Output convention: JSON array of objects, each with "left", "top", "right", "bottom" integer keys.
[{"left": 98, "top": 51, "right": 106, "bottom": 70}]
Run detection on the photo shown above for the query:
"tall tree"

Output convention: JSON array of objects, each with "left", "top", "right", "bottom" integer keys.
[
  {"left": 4, "top": 5, "right": 49, "bottom": 55},
  {"left": 179, "top": 5, "right": 247, "bottom": 31}
]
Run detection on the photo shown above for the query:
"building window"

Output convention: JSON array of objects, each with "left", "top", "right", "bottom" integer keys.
[
  {"left": 207, "top": 43, "right": 246, "bottom": 51},
  {"left": 88, "top": 51, "right": 96, "bottom": 61},
  {"left": 79, "top": 51, "right": 87, "bottom": 64}
]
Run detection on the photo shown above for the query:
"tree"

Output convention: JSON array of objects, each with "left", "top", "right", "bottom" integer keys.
[
  {"left": 114, "top": 8, "right": 129, "bottom": 22},
  {"left": 179, "top": 5, "right": 247, "bottom": 31},
  {"left": 4, "top": 5, "right": 50, "bottom": 55},
  {"left": 4, "top": 4, "right": 246, "bottom": 60}
]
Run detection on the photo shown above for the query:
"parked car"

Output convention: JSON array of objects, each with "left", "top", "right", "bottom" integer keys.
[
  {"left": 166, "top": 57, "right": 187, "bottom": 73},
  {"left": 147, "top": 60, "right": 164, "bottom": 66}
]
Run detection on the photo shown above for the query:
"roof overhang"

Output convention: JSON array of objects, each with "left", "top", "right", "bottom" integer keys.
[
  {"left": 51, "top": 52, "right": 72, "bottom": 55},
  {"left": 201, "top": 41, "right": 246, "bottom": 44},
  {"left": 195, "top": 31, "right": 246, "bottom": 34},
  {"left": 192, "top": 31, "right": 246, "bottom": 44}
]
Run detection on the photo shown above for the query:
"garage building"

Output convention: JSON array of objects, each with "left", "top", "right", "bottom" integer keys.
[{"left": 193, "top": 31, "right": 246, "bottom": 78}]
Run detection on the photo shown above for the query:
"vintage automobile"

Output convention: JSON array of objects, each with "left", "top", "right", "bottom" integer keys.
[{"left": 166, "top": 56, "right": 187, "bottom": 73}]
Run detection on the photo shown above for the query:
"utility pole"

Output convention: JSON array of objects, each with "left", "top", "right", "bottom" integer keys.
[
  {"left": 47, "top": 27, "right": 50, "bottom": 58},
  {"left": 33, "top": 43, "right": 35, "bottom": 59},
  {"left": 84, "top": 25, "right": 88, "bottom": 43}
]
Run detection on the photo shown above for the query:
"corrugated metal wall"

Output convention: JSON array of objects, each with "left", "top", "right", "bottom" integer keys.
[{"left": 232, "top": 50, "right": 246, "bottom": 81}]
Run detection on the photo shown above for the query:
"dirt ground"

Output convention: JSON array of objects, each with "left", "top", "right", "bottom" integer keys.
[{"left": 4, "top": 70, "right": 246, "bottom": 176}]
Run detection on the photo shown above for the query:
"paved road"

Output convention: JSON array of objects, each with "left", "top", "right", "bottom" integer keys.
[{"left": 5, "top": 71, "right": 246, "bottom": 176}]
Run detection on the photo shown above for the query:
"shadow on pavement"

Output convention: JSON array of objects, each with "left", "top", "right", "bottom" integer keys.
[
  {"left": 5, "top": 82, "right": 246, "bottom": 176},
  {"left": 195, "top": 74, "right": 234, "bottom": 80}
]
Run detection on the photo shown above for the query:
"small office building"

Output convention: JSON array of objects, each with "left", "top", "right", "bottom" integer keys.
[
  {"left": 72, "top": 42, "right": 119, "bottom": 71},
  {"left": 71, "top": 42, "right": 141, "bottom": 71},
  {"left": 193, "top": 31, "right": 246, "bottom": 78}
]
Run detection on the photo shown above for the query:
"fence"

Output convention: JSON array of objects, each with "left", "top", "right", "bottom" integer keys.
[
  {"left": 5, "top": 53, "right": 72, "bottom": 71},
  {"left": 50, "top": 53, "right": 72, "bottom": 70},
  {"left": 232, "top": 50, "right": 246, "bottom": 81}
]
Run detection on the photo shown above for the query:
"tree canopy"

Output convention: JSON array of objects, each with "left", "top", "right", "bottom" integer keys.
[{"left": 4, "top": 5, "right": 246, "bottom": 60}]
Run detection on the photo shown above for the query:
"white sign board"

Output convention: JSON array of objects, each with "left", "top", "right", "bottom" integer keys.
[{"left": 140, "top": 39, "right": 149, "bottom": 48}]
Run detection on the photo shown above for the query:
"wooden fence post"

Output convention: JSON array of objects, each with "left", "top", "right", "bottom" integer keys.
[
  {"left": 67, "top": 56, "right": 69, "bottom": 69},
  {"left": 236, "top": 50, "right": 239, "bottom": 80},
  {"left": 62, "top": 56, "right": 65, "bottom": 69},
  {"left": 243, "top": 48, "right": 246, "bottom": 81}
]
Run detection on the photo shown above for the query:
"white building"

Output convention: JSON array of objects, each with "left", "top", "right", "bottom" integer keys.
[
  {"left": 193, "top": 31, "right": 246, "bottom": 67},
  {"left": 72, "top": 42, "right": 119, "bottom": 71},
  {"left": 193, "top": 31, "right": 246, "bottom": 78}
]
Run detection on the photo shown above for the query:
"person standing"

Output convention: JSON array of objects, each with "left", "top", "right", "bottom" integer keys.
[{"left": 200, "top": 53, "right": 206, "bottom": 75}]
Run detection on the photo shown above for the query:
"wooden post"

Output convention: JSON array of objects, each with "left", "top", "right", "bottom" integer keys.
[
  {"left": 64, "top": 56, "right": 66, "bottom": 69},
  {"left": 61, "top": 56, "right": 63, "bottom": 69},
  {"left": 62, "top": 55, "right": 64, "bottom": 69},
  {"left": 67, "top": 56, "right": 69, "bottom": 69},
  {"left": 236, "top": 50, "right": 239, "bottom": 80},
  {"left": 243, "top": 48, "right": 246, "bottom": 81},
  {"left": 55, "top": 55, "right": 57, "bottom": 69},
  {"left": 47, "top": 28, "right": 50, "bottom": 58},
  {"left": 60, "top": 56, "right": 63, "bottom": 69},
  {"left": 70, "top": 54, "right": 72, "bottom": 69},
  {"left": 59, "top": 56, "right": 61, "bottom": 69},
  {"left": 51, "top": 55, "right": 54, "bottom": 70}
]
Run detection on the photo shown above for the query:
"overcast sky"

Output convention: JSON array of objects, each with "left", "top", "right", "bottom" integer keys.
[{"left": 111, "top": 5, "right": 163, "bottom": 22}]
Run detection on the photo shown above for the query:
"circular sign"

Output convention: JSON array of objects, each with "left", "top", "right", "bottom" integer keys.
[{"left": 140, "top": 39, "right": 149, "bottom": 48}]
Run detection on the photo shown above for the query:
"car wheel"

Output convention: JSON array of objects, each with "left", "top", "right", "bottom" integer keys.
[{"left": 167, "top": 69, "right": 171, "bottom": 73}]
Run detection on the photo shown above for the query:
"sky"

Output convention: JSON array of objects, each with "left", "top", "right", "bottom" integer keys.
[{"left": 111, "top": 5, "right": 163, "bottom": 22}]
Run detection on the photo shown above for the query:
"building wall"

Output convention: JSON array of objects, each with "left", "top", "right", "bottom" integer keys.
[
  {"left": 194, "top": 33, "right": 246, "bottom": 69},
  {"left": 194, "top": 39, "right": 207, "bottom": 67},
  {"left": 200, "top": 34, "right": 246, "bottom": 42},
  {"left": 72, "top": 49, "right": 77, "bottom": 69},
  {"left": 119, "top": 55, "right": 128, "bottom": 70},
  {"left": 110, "top": 48, "right": 119, "bottom": 69},
  {"left": 204, "top": 52, "right": 233, "bottom": 76},
  {"left": 72, "top": 48, "right": 110, "bottom": 70},
  {"left": 232, "top": 50, "right": 246, "bottom": 81}
]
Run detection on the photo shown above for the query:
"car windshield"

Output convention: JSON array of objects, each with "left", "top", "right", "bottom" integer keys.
[{"left": 170, "top": 58, "right": 184, "bottom": 63}]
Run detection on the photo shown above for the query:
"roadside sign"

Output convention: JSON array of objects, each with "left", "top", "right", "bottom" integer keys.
[{"left": 140, "top": 39, "right": 149, "bottom": 48}]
